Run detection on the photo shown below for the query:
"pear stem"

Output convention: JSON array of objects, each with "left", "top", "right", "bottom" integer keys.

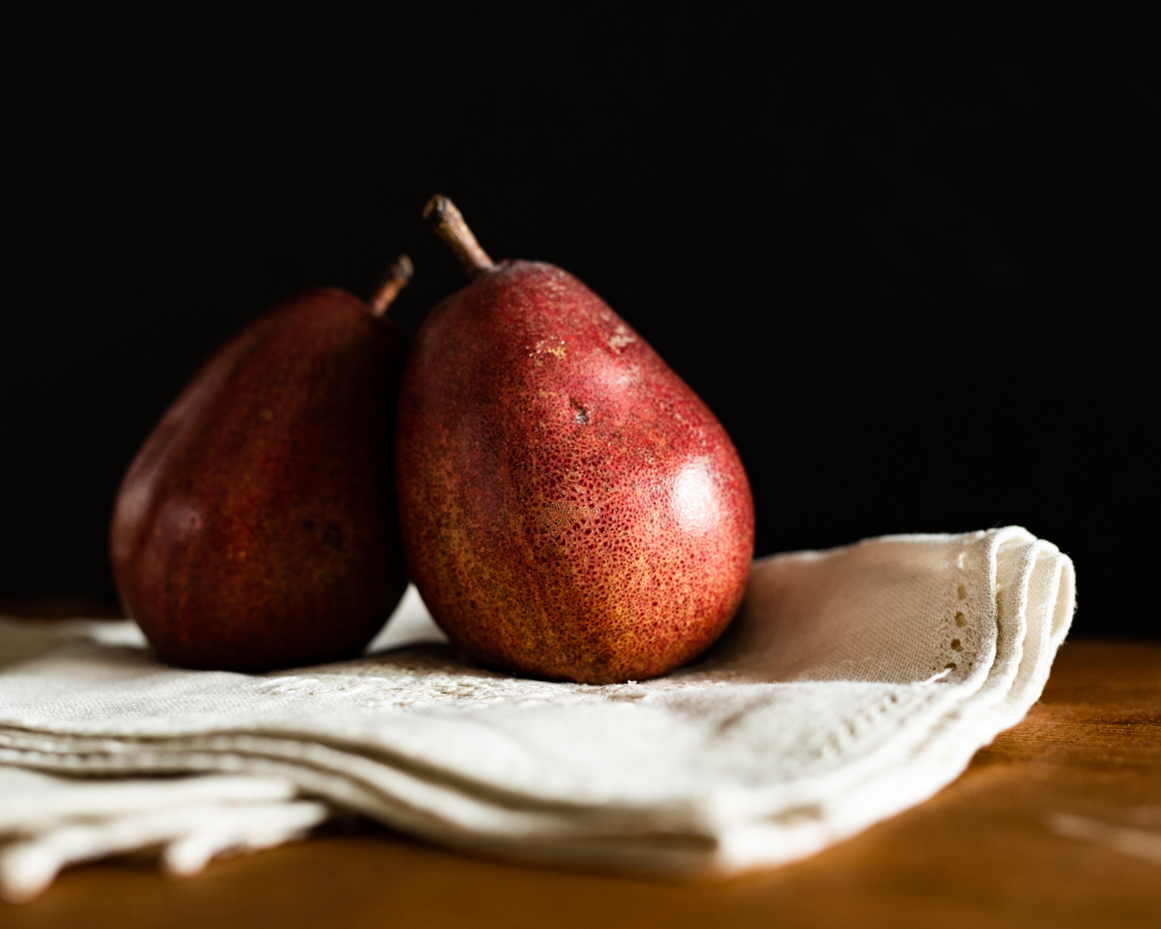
[
  {"left": 422, "top": 195, "right": 495, "bottom": 279},
  {"left": 369, "top": 254, "right": 414, "bottom": 316}
]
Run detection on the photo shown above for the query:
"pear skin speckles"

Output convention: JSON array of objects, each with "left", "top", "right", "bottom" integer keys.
[{"left": 397, "top": 261, "right": 754, "bottom": 684}]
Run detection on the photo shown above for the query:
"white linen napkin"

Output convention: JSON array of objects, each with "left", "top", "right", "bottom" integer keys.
[{"left": 0, "top": 526, "right": 1075, "bottom": 901}]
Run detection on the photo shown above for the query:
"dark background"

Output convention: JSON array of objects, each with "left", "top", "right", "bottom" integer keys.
[{"left": 1, "top": 5, "right": 1156, "bottom": 634}]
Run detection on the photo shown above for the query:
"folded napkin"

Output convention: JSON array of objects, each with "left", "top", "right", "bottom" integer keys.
[{"left": 0, "top": 527, "right": 1074, "bottom": 901}]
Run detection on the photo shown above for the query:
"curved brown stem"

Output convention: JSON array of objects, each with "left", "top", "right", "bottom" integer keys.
[
  {"left": 422, "top": 195, "right": 495, "bottom": 279},
  {"left": 369, "top": 254, "right": 414, "bottom": 316}
]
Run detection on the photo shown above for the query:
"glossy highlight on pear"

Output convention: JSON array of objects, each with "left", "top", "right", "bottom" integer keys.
[
  {"left": 397, "top": 198, "right": 754, "bottom": 684},
  {"left": 111, "top": 259, "right": 413, "bottom": 671}
]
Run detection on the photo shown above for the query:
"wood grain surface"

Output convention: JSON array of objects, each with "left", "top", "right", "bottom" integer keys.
[{"left": 1, "top": 639, "right": 1159, "bottom": 928}]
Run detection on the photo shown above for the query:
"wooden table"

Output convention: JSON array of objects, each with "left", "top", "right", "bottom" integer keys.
[{"left": 1, "top": 639, "right": 1159, "bottom": 928}]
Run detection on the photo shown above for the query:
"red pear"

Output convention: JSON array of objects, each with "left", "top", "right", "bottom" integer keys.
[
  {"left": 110, "top": 258, "right": 413, "bottom": 671},
  {"left": 397, "top": 198, "right": 754, "bottom": 684}
]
